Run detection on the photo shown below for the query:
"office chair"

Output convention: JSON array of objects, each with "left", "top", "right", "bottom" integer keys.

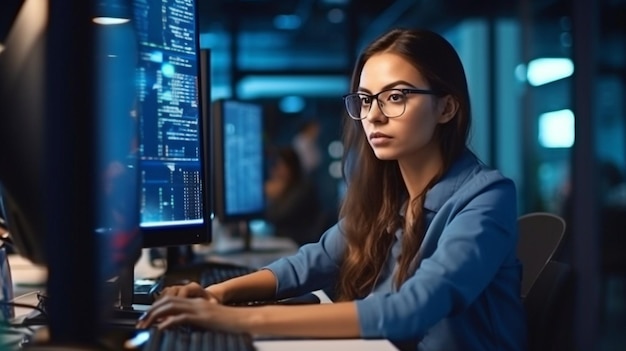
[
  {"left": 524, "top": 260, "right": 574, "bottom": 351},
  {"left": 517, "top": 212, "right": 566, "bottom": 298}
]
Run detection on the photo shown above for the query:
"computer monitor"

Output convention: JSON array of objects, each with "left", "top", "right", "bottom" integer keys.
[
  {"left": 133, "top": 0, "right": 212, "bottom": 250},
  {"left": 0, "top": 0, "right": 142, "bottom": 347},
  {"left": 211, "top": 99, "right": 266, "bottom": 250}
]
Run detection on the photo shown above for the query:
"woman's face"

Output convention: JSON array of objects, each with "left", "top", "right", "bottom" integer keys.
[{"left": 358, "top": 52, "right": 451, "bottom": 162}]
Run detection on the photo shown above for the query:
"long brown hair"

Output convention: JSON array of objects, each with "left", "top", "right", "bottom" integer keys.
[{"left": 336, "top": 28, "right": 472, "bottom": 300}]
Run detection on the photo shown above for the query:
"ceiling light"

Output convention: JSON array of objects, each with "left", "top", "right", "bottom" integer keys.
[
  {"left": 93, "top": 0, "right": 131, "bottom": 25},
  {"left": 279, "top": 96, "right": 305, "bottom": 113},
  {"left": 538, "top": 109, "right": 575, "bottom": 148},
  {"left": 273, "top": 14, "right": 301, "bottom": 30},
  {"left": 526, "top": 58, "right": 574, "bottom": 86},
  {"left": 237, "top": 75, "right": 349, "bottom": 98},
  {"left": 93, "top": 17, "right": 129, "bottom": 25}
]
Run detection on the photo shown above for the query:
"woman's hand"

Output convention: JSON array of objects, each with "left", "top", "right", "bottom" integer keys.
[
  {"left": 135, "top": 296, "right": 243, "bottom": 332},
  {"left": 158, "top": 282, "right": 222, "bottom": 303},
  {"left": 136, "top": 297, "right": 362, "bottom": 339}
]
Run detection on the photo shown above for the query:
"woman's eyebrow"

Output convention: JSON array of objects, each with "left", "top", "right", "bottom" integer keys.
[{"left": 357, "top": 80, "right": 418, "bottom": 94}]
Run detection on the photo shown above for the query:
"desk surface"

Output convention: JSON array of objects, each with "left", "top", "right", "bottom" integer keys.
[{"left": 8, "top": 246, "right": 399, "bottom": 351}]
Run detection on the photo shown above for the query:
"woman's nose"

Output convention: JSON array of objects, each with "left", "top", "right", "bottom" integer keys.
[{"left": 364, "top": 100, "right": 386, "bottom": 122}]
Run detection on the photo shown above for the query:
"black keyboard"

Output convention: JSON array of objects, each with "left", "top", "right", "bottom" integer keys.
[
  {"left": 134, "top": 261, "right": 322, "bottom": 307},
  {"left": 134, "top": 262, "right": 257, "bottom": 305},
  {"left": 173, "top": 264, "right": 321, "bottom": 307},
  {"left": 162, "top": 261, "right": 256, "bottom": 289},
  {"left": 139, "top": 326, "right": 255, "bottom": 351},
  {"left": 198, "top": 263, "right": 256, "bottom": 286}
]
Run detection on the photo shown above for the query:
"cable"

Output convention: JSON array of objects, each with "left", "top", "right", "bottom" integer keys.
[
  {"left": 0, "top": 290, "right": 49, "bottom": 329},
  {"left": 0, "top": 300, "right": 48, "bottom": 327},
  {"left": 1, "top": 301, "right": 46, "bottom": 316}
]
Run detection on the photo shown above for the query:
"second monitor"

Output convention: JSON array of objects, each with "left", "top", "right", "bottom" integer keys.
[{"left": 211, "top": 99, "right": 266, "bottom": 251}]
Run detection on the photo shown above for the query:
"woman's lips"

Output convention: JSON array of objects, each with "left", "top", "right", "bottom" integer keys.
[{"left": 369, "top": 132, "right": 392, "bottom": 146}]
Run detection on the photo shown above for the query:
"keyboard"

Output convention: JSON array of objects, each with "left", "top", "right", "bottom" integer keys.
[
  {"left": 124, "top": 326, "right": 255, "bottom": 351},
  {"left": 163, "top": 263, "right": 321, "bottom": 306},
  {"left": 132, "top": 260, "right": 320, "bottom": 306},
  {"left": 159, "top": 261, "right": 256, "bottom": 291},
  {"left": 134, "top": 261, "right": 256, "bottom": 305},
  {"left": 197, "top": 262, "right": 256, "bottom": 287}
]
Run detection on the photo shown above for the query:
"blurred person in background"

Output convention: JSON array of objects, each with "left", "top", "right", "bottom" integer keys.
[
  {"left": 292, "top": 119, "right": 322, "bottom": 176},
  {"left": 264, "top": 146, "right": 322, "bottom": 246}
]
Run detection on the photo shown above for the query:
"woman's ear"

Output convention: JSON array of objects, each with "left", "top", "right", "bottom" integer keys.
[{"left": 437, "top": 95, "right": 459, "bottom": 124}]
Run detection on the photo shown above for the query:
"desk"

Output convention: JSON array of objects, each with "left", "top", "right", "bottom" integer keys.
[
  {"left": 255, "top": 339, "right": 399, "bottom": 351},
  {"left": 8, "top": 252, "right": 399, "bottom": 351},
  {"left": 133, "top": 235, "right": 299, "bottom": 279},
  {"left": 195, "top": 234, "right": 302, "bottom": 269},
  {"left": 7, "top": 254, "right": 46, "bottom": 317}
]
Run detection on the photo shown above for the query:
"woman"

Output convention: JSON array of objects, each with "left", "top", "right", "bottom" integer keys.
[{"left": 137, "top": 28, "right": 526, "bottom": 351}]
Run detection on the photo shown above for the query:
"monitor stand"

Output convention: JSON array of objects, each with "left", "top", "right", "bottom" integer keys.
[
  {"left": 212, "top": 219, "right": 293, "bottom": 256},
  {"left": 166, "top": 244, "right": 195, "bottom": 267},
  {"left": 239, "top": 220, "right": 252, "bottom": 252},
  {"left": 213, "top": 219, "right": 252, "bottom": 254}
]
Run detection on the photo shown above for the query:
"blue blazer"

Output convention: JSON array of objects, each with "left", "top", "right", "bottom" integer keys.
[{"left": 265, "top": 149, "right": 527, "bottom": 351}]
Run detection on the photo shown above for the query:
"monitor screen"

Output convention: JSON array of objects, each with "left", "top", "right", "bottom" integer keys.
[
  {"left": 212, "top": 99, "right": 266, "bottom": 223},
  {"left": 133, "top": 0, "right": 211, "bottom": 248}
]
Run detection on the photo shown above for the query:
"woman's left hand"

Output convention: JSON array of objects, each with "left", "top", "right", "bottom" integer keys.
[{"left": 136, "top": 296, "right": 244, "bottom": 332}]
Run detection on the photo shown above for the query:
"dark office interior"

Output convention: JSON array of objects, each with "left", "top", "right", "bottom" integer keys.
[
  {"left": 1, "top": 0, "right": 624, "bottom": 350},
  {"left": 194, "top": 1, "right": 625, "bottom": 350}
]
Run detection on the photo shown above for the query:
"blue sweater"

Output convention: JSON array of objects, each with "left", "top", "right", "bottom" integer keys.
[{"left": 264, "top": 150, "right": 527, "bottom": 351}]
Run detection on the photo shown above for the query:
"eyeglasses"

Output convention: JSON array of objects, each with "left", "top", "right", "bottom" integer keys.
[{"left": 342, "top": 88, "right": 442, "bottom": 120}]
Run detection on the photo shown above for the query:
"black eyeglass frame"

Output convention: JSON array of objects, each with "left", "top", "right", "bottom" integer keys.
[{"left": 342, "top": 88, "right": 444, "bottom": 120}]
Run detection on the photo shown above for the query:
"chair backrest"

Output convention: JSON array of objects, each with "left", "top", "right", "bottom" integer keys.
[
  {"left": 524, "top": 260, "right": 574, "bottom": 351},
  {"left": 517, "top": 212, "right": 566, "bottom": 298}
]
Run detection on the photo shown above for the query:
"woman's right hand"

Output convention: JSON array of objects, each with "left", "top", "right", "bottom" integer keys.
[{"left": 158, "top": 282, "right": 222, "bottom": 303}]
